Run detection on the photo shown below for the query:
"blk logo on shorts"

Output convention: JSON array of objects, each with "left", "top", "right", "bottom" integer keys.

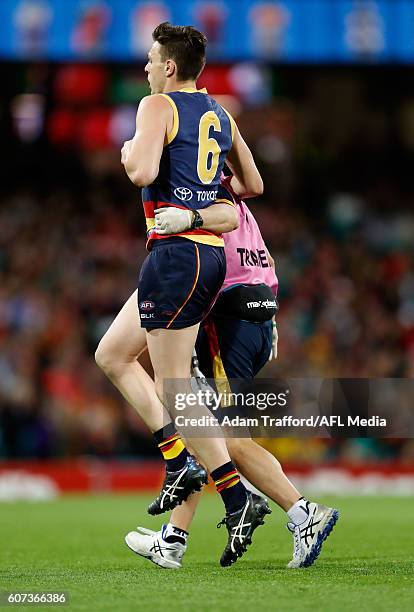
[
  {"left": 174, "top": 186, "right": 193, "bottom": 201},
  {"left": 140, "top": 301, "right": 155, "bottom": 311}
]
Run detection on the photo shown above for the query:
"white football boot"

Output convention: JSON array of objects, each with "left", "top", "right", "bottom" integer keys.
[
  {"left": 125, "top": 523, "right": 187, "bottom": 569},
  {"left": 287, "top": 501, "right": 339, "bottom": 568}
]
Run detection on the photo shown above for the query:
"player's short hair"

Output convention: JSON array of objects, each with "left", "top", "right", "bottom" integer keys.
[{"left": 152, "top": 22, "right": 207, "bottom": 81}]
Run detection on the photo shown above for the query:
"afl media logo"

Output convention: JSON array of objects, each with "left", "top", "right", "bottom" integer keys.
[
  {"left": 174, "top": 186, "right": 193, "bottom": 201},
  {"left": 140, "top": 301, "right": 155, "bottom": 311}
]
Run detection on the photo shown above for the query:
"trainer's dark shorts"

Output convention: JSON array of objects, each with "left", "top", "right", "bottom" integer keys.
[
  {"left": 138, "top": 237, "right": 226, "bottom": 330},
  {"left": 196, "top": 317, "right": 273, "bottom": 380},
  {"left": 196, "top": 316, "right": 273, "bottom": 428}
]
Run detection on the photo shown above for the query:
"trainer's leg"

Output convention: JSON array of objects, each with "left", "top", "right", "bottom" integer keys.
[
  {"left": 168, "top": 440, "right": 204, "bottom": 532},
  {"left": 226, "top": 437, "right": 301, "bottom": 511},
  {"left": 167, "top": 435, "right": 300, "bottom": 534},
  {"left": 169, "top": 490, "right": 202, "bottom": 532},
  {"left": 95, "top": 290, "right": 169, "bottom": 433},
  {"left": 202, "top": 318, "right": 301, "bottom": 511}
]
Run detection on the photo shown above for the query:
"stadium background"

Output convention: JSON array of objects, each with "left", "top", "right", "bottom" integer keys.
[
  {"left": 1, "top": 0, "right": 414, "bottom": 499},
  {"left": 1, "top": 4, "right": 414, "bottom": 612}
]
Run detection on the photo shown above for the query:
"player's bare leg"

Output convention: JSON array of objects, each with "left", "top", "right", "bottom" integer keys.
[
  {"left": 95, "top": 290, "right": 169, "bottom": 432},
  {"left": 146, "top": 324, "right": 269, "bottom": 565},
  {"left": 146, "top": 324, "right": 233, "bottom": 471},
  {"left": 96, "top": 291, "right": 211, "bottom": 517}
]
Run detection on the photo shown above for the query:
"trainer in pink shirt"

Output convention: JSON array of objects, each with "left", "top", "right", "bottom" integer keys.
[{"left": 221, "top": 193, "right": 278, "bottom": 296}]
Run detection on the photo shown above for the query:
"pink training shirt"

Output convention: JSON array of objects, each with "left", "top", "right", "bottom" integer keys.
[{"left": 222, "top": 198, "right": 278, "bottom": 295}]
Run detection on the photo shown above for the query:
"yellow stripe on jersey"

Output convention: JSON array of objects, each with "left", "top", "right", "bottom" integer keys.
[
  {"left": 223, "top": 108, "right": 236, "bottom": 143},
  {"left": 159, "top": 94, "right": 179, "bottom": 145},
  {"left": 181, "top": 234, "right": 224, "bottom": 247},
  {"left": 146, "top": 217, "right": 155, "bottom": 231},
  {"left": 179, "top": 87, "right": 208, "bottom": 94}
]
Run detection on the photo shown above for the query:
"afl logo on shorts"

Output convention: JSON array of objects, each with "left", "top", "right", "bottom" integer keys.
[
  {"left": 174, "top": 187, "right": 193, "bottom": 201},
  {"left": 140, "top": 301, "right": 155, "bottom": 311}
]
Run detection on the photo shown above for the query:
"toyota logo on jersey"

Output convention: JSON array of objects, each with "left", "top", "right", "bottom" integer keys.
[{"left": 174, "top": 187, "right": 193, "bottom": 201}]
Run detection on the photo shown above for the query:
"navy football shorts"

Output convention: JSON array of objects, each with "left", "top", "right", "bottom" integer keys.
[
  {"left": 196, "top": 317, "right": 273, "bottom": 427},
  {"left": 138, "top": 237, "right": 226, "bottom": 330},
  {"left": 196, "top": 317, "right": 273, "bottom": 380}
]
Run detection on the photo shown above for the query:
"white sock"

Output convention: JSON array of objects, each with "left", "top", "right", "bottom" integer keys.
[{"left": 287, "top": 498, "right": 310, "bottom": 525}]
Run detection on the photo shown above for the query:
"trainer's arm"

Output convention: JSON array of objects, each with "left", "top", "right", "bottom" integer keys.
[
  {"left": 121, "top": 96, "right": 170, "bottom": 187},
  {"left": 266, "top": 246, "right": 275, "bottom": 270},
  {"left": 154, "top": 203, "right": 238, "bottom": 235},
  {"left": 197, "top": 203, "right": 238, "bottom": 233},
  {"left": 226, "top": 125, "right": 263, "bottom": 199}
]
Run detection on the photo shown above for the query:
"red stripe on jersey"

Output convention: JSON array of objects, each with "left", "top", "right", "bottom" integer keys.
[{"left": 143, "top": 200, "right": 189, "bottom": 218}]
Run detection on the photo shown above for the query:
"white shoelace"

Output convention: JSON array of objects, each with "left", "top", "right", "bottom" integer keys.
[
  {"left": 159, "top": 467, "right": 188, "bottom": 509},
  {"left": 230, "top": 501, "right": 252, "bottom": 553}
]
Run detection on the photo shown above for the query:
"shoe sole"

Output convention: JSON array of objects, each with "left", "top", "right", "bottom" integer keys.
[
  {"left": 221, "top": 502, "right": 272, "bottom": 567},
  {"left": 124, "top": 536, "right": 181, "bottom": 570},
  {"left": 147, "top": 471, "right": 208, "bottom": 516},
  {"left": 299, "top": 509, "right": 339, "bottom": 568}
]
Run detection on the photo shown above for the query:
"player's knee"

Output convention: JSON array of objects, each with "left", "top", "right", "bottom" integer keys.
[{"left": 95, "top": 339, "right": 116, "bottom": 377}]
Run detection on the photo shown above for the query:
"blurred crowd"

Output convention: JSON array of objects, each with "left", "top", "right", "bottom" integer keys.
[{"left": 1, "top": 64, "right": 414, "bottom": 460}]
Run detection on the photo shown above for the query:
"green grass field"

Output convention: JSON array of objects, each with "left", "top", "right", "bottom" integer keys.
[{"left": 1, "top": 494, "right": 413, "bottom": 612}]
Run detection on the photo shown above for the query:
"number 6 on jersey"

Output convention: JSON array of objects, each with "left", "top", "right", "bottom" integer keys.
[{"left": 197, "top": 111, "right": 222, "bottom": 185}]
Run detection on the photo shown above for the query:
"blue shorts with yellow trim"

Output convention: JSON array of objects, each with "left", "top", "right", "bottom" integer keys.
[
  {"left": 138, "top": 237, "right": 226, "bottom": 330},
  {"left": 196, "top": 316, "right": 272, "bottom": 380}
]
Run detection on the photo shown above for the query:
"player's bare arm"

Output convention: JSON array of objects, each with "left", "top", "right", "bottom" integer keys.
[
  {"left": 226, "top": 125, "right": 263, "bottom": 199},
  {"left": 121, "top": 95, "right": 172, "bottom": 187}
]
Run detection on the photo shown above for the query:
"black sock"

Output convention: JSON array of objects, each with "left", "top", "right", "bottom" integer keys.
[{"left": 211, "top": 461, "right": 247, "bottom": 514}]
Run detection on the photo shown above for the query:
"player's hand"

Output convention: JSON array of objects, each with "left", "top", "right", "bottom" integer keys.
[
  {"left": 269, "top": 316, "right": 278, "bottom": 360},
  {"left": 121, "top": 139, "right": 133, "bottom": 164},
  {"left": 154, "top": 207, "right": 193, "bottom": 234}
]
